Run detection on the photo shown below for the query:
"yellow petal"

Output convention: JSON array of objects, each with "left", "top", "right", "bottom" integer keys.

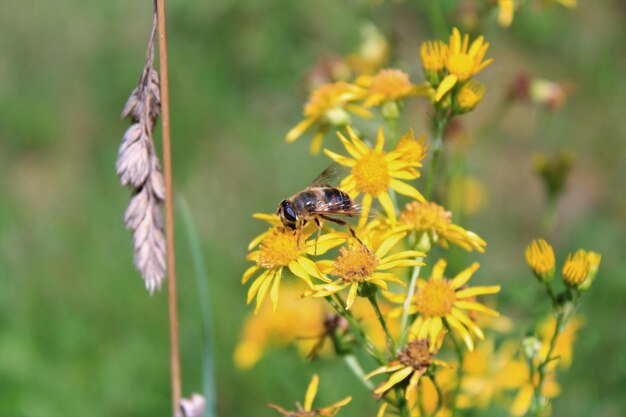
[
  {"left": 374, "top": 367, "right": 414, "bottom": 394},
  {"left": 326, "top": 396, "right": 352, "bottom": 410},
  {"left": 270, "top": 269, "right": 282, "bottom": 313},
  {"left": 445, "top": 314, "right": 474, "bottom": 351},
  {"left": 246, "top": 270, "right": 271, "bottom": 304},
  {"left": 377, "top": 402, "right": 388, "bottom": 417},
  {"left": 435, "top": 74, "right": 458, "bottom": 101},
  {"left": 255, "top": 272, "right": 275, "bottom": 314},
  {"left": 375, "top": 127, "right": 385, "bottom": 152},
  {"left": 309, "top": 131, "right": 325, "bottom": 155},
  {"left": 346, "top": 283, "right": 359, "bottom": 310},
  {"left": 432, "top": 259, "right": 448, "bottom": 281},
  {"left": 455, "top": 285, "right": 501, "bottom": 298},
  {"left": 365, "top": 363, "right": 404, "bottom": 379},
  {"left": 375, "top": 231, "right": 406, "bottom": 258},
  {"left": 304, "top": 374, "right": 319, "bottom": 411},
  {"left": 242, "top": 265, "right": 260, "bottom": 284},
  {"left": 288, "top": 260, "right": 311, "bottom": 285},
  {"left": 286, "top": 117, "right": 315, "bottom": 142},
  {"left": 338, "top": 130, "right": 364, "bottom": 159},
  {"left": 454, "top": 300, "right": 500, "bottom": 316},
  {"left": 323, "top": 149, "right": 356, "bottom": 167},
  {"left": 389, "top": 179, "right": 425, "bottom": 202},
  {"left": 378, "top": 192, "right": 397, "bottom": 224},
  {"left": 450, "top": 262, "right": 480, "bottom": 289}
]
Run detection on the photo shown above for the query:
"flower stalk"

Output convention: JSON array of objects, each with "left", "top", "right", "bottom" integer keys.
[{"left": 155, "top": 0, "right": 182, "bottom": 415}]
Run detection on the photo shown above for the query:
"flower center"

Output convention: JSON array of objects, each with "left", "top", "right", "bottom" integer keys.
[
  {"left": 257, "top": 228, "right": 302, "bottom": 269},
  {"left": 447, "top": 53, "right": 474, "bottom": 81},
  {"left": 397, "top": 339, "right": 433, "bottom": 370},
  {"left": 370, "top": 69, "right": 412, "bottom": 99},
  {"left": 352, "top": 151, "right": 390, "bottom": 195},
  {"left": 414, "top": 278, "right": 456, "bottom": 317},
  {"left": 333, "top": 245, "right": 379, "bottom": 282},
  {"left": 400, "top": 201, "right": 451, "bottom": 233}
]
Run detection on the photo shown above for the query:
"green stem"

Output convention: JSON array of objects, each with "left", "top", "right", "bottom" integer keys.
[
  {"left": 397, "top": 389, "right": 410, "bottom": 417},
  {"left": 325, "top": 295, "right": 386, "bottom": 365},
  {"left": 368, "top": 295, "right": 395, "bottom": 353},
  {"left": 343, "top": 354, "right": 375, "bottom": 390},
  {"left": 533, "top": 312, "right": 564, "bottom": 416},
  {"left": 425, "top": 0, "right": 449, "bottom": 40},
  {"left": 447, "top": 326, "right": 464, "bottom": 417},
  {"left": 399, "top": 259, "right": 423, "bottom": 346},
  {"left": 425, "top": 116, "right": 449, "bottom": 201},
  {"left": 541, "top": 194, "right": 558, "bottom": 236},
  {"left": 429, "top": 372, "right": 444, "bottom": 417}
]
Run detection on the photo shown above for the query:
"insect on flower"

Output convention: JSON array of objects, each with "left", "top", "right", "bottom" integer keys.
[{"left": 276, "top": 164, "right": 365, "bottom": 248}]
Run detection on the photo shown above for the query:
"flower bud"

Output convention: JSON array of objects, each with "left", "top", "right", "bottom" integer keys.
[
  {"left": 453, "top": 80, "right": 485, "bottom": 114},
  {"left": 525, "top": 239, "right": 555, "bottom": 283},
  {"left": 562, "top": 249, "right": 601, "bottom": 290},
  {"left": 522, "top": 336, "right": 541, "bottom": 360}
]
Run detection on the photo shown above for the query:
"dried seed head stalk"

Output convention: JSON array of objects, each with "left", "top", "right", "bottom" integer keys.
[{"left": 116, "top": 12, "right": 166, "bottom": 293}]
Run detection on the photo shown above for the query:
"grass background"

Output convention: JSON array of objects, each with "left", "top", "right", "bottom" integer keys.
[{"left": 0, "top": 0, "right": 625, "bottom": 416}]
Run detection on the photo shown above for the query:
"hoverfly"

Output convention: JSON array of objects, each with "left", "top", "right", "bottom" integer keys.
[{"left": 276, "top": 164, "right": 363, "bottom": 247}]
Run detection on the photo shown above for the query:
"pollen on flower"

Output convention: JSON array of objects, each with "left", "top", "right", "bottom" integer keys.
[
  {"left": 333, "top": 245, "right": 379, "bottom": 282},
  {"left": 414, "top": 279, "right": 456, "bottom": 317},
  {"left": 370, "top": 69, "right": 413, "bottom": 99},
  {"left": 397, "top": 339, "right": 433, "bottom": 370},
  {"left": 401, "top": 201, "right": 451, "bottom": 232},
  {"left": 257, "top": 228, "right": 303, "bottom": 269},
  {"left": 352, "top": 151, "right": 390, "bottom": 195}
]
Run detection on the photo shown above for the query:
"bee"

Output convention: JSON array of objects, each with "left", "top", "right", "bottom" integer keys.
[{"left": 276, "top": 164, "right": 363, "bottom": 245}]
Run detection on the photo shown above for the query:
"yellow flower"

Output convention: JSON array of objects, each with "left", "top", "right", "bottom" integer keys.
[
  {"left": 243, "top": 214, "right": 345, "bottom": 313},
  {"left": 458, "top": 339, "right": 525, "bottom": 409},
  {"left": 234, "top": 283, "right": 330, "bottom": 369},
  {"left": 396, "top": 129, "right": 429, "bottom": 173},
  {"left": 400, "top": 201, "right": 486, "bottom": 252},
  {"left": 435, "top": 28, "right": 492, "bottom": 101},
  {"left": 269, "top": 374, "right": 352, "bottom": 417},
  {"left": 562, "top": 249, "right": 601, "bottom": 288},
  {"left": 510, "top": 366, "right": 560, "bottom": 417},
  {"left": 525, "top": 239, "right": 555, "bottom": 283},
  {"left": 453, "top": 80, "right": 485, "bottom": 114},
  {"left": 539, "top": 315, "right": 584, "bottom": 370},
  {"left": 365, "top": 334, "right": 451, "bottom": 402},
  {"left": 309, "top": 231, "right": 425, "bottom": 309},
  {"left": 356, "top": 69, "right": 430, "bottom": 108},
  {"left": 286, "top": 82, "right": 371, "bottom": 154},
  {"left": 498, "top": 0, "right": 515, "bottom": 27},
  {"left": 388, "top": 259, "right": 500, "bottom": 351},
  {"left": 420, "top": 40, "right": 448, "bottom": 85},
  {"left": 324, "top": 127, "right": 425, "bottom": 225}
]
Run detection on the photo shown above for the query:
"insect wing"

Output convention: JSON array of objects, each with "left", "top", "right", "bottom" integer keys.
[{"left": 306, "top": 163, "right": 350, "bottom": 188}]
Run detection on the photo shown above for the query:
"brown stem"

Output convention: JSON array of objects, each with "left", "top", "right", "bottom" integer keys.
[{"left": 155, "top": 0, "right": 181, "bottom": 416}]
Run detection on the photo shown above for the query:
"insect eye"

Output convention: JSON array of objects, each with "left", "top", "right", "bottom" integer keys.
[
  {"left": 284, "top": 205, "right": 297, "bottom": 222},
  {"left": 281, "top": 202, "right": 297, "bottom": 223}
]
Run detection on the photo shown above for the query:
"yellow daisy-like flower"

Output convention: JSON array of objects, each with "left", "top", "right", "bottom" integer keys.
[
  {"left": 561, "top": 249, "right": 601, "bottom": 288},
  {"left": 400, "top": 201, "right": 486, "bottom": 252},
  {"left": 309, "top": 231, "right": 425, "bottom": 310},
  {"left": 435, "top": 28, "right": 493, "bottom": 101},
  {"left": 356, "top": 69, "right": 430, "bottom": 108},
  {"left": 234, "top": 283, "right": 331, "bottom": 370},
  {"left": 525, "top": 238, "right": 555, "bottom": 283},
  {"left": 324, "top": 126, "right": 425, "bottom": 225},
  {"left": 243, "top": 214, "right": 345, "bottom": 313},
  {"left": 286, "top": 82, "right": 372, "bottom": 154},
  {"left": 269, "top": 374, "right": 352, "bottom": 417},
  {"left": 365, "top": 334, "right": 451, "bottom": 402},
  {"left": 396, "top": 129, "right": 429, "bottom": 173},
  {"left": 388, "top": 259, "right": 500, "bottom": 351}
]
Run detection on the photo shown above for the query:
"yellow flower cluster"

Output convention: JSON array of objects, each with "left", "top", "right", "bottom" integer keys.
[
  {"left": 238, "top": 22, "right": 600, "bottom": 417},
  {"left": 420, "top": 28, "right": 492, "bottom": 113}
]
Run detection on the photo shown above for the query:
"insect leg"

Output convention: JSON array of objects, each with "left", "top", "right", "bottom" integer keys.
[
  {"left": 313, "top": 216, "right": 323, "bottom": 256},
  {"left": 319, "top": 214, "right": 364, "bottom": 246}
]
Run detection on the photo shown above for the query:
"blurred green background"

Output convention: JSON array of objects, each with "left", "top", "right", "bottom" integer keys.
[{"left": 1, "top": 1, "right": 625, "bottom": 416}]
